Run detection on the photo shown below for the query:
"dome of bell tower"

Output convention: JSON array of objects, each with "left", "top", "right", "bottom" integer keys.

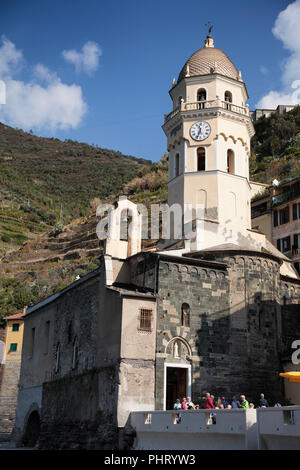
[{"left": 177, "top": 35, "right": 239, "bottom": 83}]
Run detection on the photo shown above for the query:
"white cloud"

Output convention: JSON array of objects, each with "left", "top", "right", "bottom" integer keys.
[
  {"left": 0, "top": 35, "right": 23, "bottom": 79},
  {"left": 62, "top": 41, "right": 102, "bottom": 75},
  {"left": 257, "top": 0, "right": 300, "bottom": 108},
  {"left": 0, "top": 38, "right": 88, "bottom": 131}
]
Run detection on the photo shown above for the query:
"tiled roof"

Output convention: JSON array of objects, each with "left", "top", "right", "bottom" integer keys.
[
  {"left": 4, "top": 312, "right": 25, "bottom": 320},
  {"left": 178, "top": 47, "right": 238, "bottom": 83}
]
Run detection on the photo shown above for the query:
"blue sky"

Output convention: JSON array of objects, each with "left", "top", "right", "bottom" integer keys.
[{"left": 0, "top": 0, "right": 298, "bottom": 162}]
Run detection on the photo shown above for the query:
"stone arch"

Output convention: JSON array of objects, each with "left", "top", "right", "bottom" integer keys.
[
  {"left": 22, "top": 408, "right": 41, "bottom": 447},
  {"left": 165, "top": 336, "right": 192, "bottom": 359},
  {"left": 218, "top": 132, "right": 227, "bottom": 141},
  {"left": 228, "top": 135, "right": 237, "bottom": 144}
]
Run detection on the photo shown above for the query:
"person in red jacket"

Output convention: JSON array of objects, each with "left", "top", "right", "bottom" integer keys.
[{"left": 204, "top": 392, "right": 214, "bottom": 409}]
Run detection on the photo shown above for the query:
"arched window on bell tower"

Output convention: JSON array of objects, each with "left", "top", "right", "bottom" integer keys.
[
  {"left": 224, "top": 90, "right": 232, "bottom": 103},
  {"left": 227, "top": 149, "right": 235, "bottom": 174},
  {"left": 197, "top": 88, "right": 207, "bottom": 109},
  {"left": 197, "top": 147, "right": 206, "bottom": 171},
  {"left": 175, "top": 153, "right": 180, "bottom": 177}
]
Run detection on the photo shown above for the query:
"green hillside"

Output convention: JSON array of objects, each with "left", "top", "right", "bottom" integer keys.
[
  {"left": 250, "top": 105, "right": 300, "bottom": 183},
  {"left": 0, "top": 123, "right": 150, "bottom": 254}
]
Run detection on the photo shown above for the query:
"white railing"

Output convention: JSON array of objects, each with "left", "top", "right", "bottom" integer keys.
[
  {"left": 130, "top": 409, "right": 258, "bottom": 450},
  {"left": 164, "top": 99, "right": 249, "bottom": 123},
  {"left": 130, "top": 407, "right": 300, "bottom": 450}
]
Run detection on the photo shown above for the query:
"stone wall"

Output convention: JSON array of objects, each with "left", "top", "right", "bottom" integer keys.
[
  {"left": 154, "top": 252, "right": 298, "bottom": 407},
  {"left": 280, "top": 277, "right": 300, "bottom": 360},
  {"left": 51, "top": 275, "right": 99, "bottom": 379},
  {"left": 39, "top": 366, "right": 119, "bottom": 450},
  {"left": 155, "top": 257, "right": 230, "bottom": 408}
]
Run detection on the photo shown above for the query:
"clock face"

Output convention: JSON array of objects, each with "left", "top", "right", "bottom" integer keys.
[{"left": 190, "top": 121, "right": 211, "bottom": 141}]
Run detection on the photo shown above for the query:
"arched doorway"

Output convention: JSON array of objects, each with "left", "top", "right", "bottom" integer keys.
[
  {"left": 164, "top": 337, "right": 192, "bottom": 409},
  {"left": 23, "top": 410, "right": 40, "bottom": 447}
]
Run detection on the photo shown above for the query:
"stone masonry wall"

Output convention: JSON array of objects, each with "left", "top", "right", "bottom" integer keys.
[
  {"left": 51, "top": 276, "right": 99, "bottom": 380},
  {"left": 155, "top": 253, "right": 297, "bottom": 408},
  {"left": 155, "top": 258, "right": 230, "bottom": 409},
  {"left": 39, "top": 366, "right": 119, "bottom": 450}
]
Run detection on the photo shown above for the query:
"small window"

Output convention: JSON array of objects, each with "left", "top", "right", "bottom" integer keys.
[
  {"left": 12, "top": 323, "right": 19, "bottom": 332},
  {"left": 9, "top": 343, "right": 17, "bottom": 352},
  {"left": 279, "top": 206, "right": 290, "bottom": 225},
  {"left": 182, "top": 303, "right": 190, "bottom": 327},
  {"left": 139, "top": 308, "right": 153, "bottom": 331},
  {"left": 197, "top": 147, "right": 205, "bottom": 171},
  {"left": 274, "top": 210, "right": 278, "bottom": 227}
]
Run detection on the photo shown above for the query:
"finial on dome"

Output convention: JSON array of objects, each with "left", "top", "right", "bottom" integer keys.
[
  {"left": 204, "top": 21, "right": 214, "bottom": 47},
  {"left": 172, "top": 78, "right": 176, "bottom": 87},
  {"left": 185, "top": 64, "right": 190, "bottom": 77}
]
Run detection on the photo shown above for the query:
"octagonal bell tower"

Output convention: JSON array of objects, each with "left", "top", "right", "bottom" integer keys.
[{"left": 162, "top": 34, "right": 255, "bottom": 250}]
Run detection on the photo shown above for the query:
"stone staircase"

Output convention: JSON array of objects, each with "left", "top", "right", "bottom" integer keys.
[{"left": 0, "top": 396, "right": 17, "bottom": 441}]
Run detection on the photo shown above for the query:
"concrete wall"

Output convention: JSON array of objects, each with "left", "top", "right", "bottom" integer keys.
[
  {"left": 257, "top": 406, "right": 300, "bottom": 450},
  {"left": 130, "top": 409, "right": 258, "bottom": 450}
]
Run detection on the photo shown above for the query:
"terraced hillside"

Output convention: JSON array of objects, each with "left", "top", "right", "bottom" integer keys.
[{"left": 0, "top": 122, "right": 150, "bottom": 254}]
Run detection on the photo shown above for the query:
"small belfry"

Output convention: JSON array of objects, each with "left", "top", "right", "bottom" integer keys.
[{"left": 162, "top": 31, "right": 256, "bottom": 251}]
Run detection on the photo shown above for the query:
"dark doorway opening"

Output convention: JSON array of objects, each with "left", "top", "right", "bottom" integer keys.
[
  {"left": 23, "top": 410, "right": 40, "bottom": 447},
  {"left": 166, "top": 367, "right": 187, "bottom": 410}
]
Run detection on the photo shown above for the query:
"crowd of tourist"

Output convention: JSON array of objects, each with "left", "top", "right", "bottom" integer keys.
[{"left": 174, "top": 393, "right": 281, "bottom": 411}]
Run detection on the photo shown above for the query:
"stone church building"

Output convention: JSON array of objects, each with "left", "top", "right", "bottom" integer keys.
[{"left": 13, "top": 33, "right": 300, "bottom": 449}]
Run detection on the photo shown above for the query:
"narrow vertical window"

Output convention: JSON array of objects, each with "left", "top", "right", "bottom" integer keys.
[
  {"left": 175, "top": 154, "right": 180, "bottom": 177},
  {"left": 227, "top": 149, "right": 234, "bottom": 174},
  {"left": 55, "top": 343, "right": 60, "bottom": 373},
  {"left": 72, "top": 337, "right": 78, "bottom": 370},
  {"left": 197, "top": 147, "right": 205, "bottom": 171},
  {"left": 181, "top": 303, "right": 190, "bottom": 327}
]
